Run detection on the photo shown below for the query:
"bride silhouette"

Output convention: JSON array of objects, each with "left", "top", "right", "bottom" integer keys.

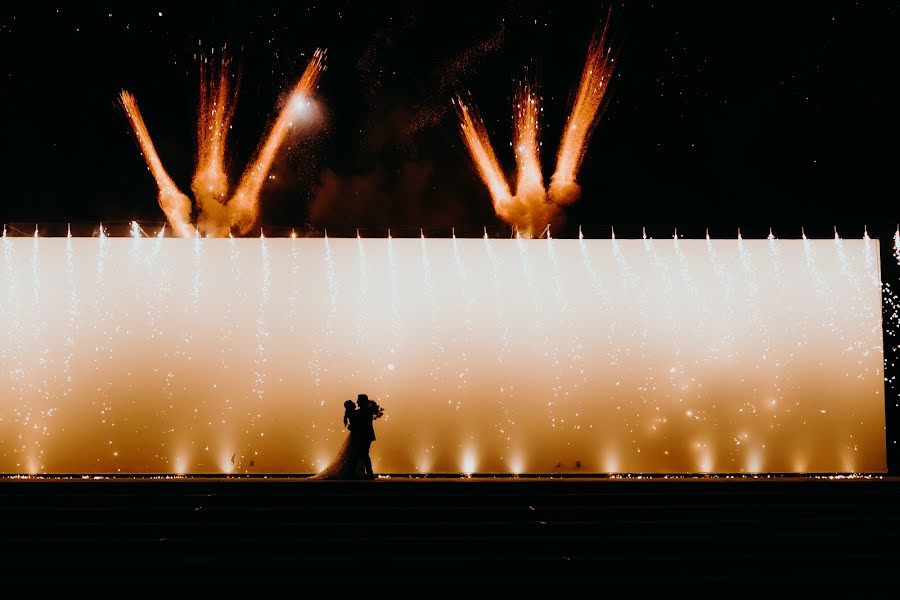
[{"left": 310, "top": 395, "right": 384, "bottom": 480}]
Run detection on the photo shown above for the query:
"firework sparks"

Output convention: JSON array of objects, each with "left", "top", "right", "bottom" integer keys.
[
  {"left": 453, "top": 95, "right": 513, "bottom": 214},
  {"left": 229, "top": 49, "right": 326, "bottom": 235},
  {"left": 894, "top": 227, "right": 900, "bottom": 265},
  {"left": 456, "top": 17, "right": 615, "bottom": 237},
  {"left": 511, "top": 81, "right": 555, "bottom": 235},
  {"left": 513, "top": 82, "right": 543, "bottom": 200},
  {"left": 549, "top": 19, "right": 615, "bottom": 206},
  {"left": 121, "top": 49, "right": 326, "bottom": 237},
  {"left": 119, "top": 91, "right": 197, "bottom": 238},
  {"left": 193, "top": 50, "right": 238, "bottom": 237}
]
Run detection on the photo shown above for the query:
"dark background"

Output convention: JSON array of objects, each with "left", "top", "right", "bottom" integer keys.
[{"left": 0, "top": 1, "right": 898, "bottom": 469}]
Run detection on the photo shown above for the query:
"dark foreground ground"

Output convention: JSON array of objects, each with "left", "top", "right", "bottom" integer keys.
[{"left": 1, "top": 476, "right": 898, "bottom": 589}]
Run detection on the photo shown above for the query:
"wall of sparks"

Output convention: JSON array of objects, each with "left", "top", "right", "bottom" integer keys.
[{"left": 0, "top": 236, "right": 886, "bottom": 474}]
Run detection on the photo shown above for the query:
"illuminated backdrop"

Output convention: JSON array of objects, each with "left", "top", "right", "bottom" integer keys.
[{"left": 0, "top": 235, "right": 886, "bottom": 474}]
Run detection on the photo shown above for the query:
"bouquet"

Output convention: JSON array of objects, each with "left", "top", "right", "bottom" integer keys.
[{"left": 370, "top": 400, "right": 385, "bottom": 420}]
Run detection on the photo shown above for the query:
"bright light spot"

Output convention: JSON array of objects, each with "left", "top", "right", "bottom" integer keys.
[
  {"left": 745, "top": 449, "right": 763, "bottom": 473},
  {"left": 417, "top": 454, "right": 432, "bottom": 474},
  {"left": 696, "top": 447, "right": 713, "bottom": 473},
  {"left": 220, "top": 454, "right": 235, "bottom": 474},
  {"left": 289, "top": 95, "right": 315, "bottom": 120},
  {"left": 602, "top": 451, "right": 620, "bottom": 474},
  {"left": 461, "top": 451, "right": 477, "bottom": 476}
]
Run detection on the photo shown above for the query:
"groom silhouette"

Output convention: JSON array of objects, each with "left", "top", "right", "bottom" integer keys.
[{"left": 351, "top": 393, "right": 376, "bottom": 479}]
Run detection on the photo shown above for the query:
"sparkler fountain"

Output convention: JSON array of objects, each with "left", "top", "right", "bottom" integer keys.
[{"left": 0, "top": 227, "right": 887, "bottom": 476}]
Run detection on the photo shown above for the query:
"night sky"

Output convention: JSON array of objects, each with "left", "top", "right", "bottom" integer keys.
[{"left": 0, "top": 2, "right": 897, "bottom": 240}]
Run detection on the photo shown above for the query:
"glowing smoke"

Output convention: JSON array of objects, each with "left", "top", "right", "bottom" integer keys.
[
  {"left": 120, "top": 49, "right": 326, "bottom": 237},
  {"left": 455, "top": 20, "right": 615, "bottom": 237}
]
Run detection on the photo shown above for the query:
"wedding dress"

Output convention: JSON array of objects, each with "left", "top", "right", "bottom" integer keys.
[{"left": 308, "top": 433, "right": 364, "bottom": 480}]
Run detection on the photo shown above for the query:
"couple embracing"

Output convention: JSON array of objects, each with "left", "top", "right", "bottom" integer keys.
[{"left": 311, "top": 393, "right": 384, "bottom": 480}]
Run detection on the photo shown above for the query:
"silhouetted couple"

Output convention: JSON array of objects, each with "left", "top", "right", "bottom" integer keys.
[{"left": 311, "top": 393, "right": 384, "bottom": 480}]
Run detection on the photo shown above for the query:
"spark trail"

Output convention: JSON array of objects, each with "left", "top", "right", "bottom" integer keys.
[
  {"left": 119, "top": 92, "right": 197, "bottom": 238},
  {"left": 453, "top": 96, "right": 512, "bottom": 214},
  {"left": 511, "top": 82, "right": 554, "bottom": 232},
  {"left": 229, "top": 49, "right": 326, "bottom": 235},
  {"left": 193, "top": 51, "right": 238, "bottom": 237},
  {"left": 549, "top": 19, "right": 615, "bottom": 206}
]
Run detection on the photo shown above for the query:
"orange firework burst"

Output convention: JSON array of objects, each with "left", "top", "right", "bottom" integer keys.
[
  {"left": 455, "top": 18, "right": 615, "bottom": 237},
  {"left": 228, "top": 49, "right": 326, "bottom": 235},
  {"left": 119, "top": 91, "right": 197, "bottom": 238},
  {"left": 192, "top": 49, "right": 238, "bottom": 237},
  {"left": 511, "top": 80, "right": 555, "bottom": 234},
  {"left": 120, "top": 49, "right": 326, "bottom": 237},
  {"left": 453, "top": 95, "right": 512, "bottom": 217},
  {"left": 549, "top": 19, "right": 615, "bottom": 206}
]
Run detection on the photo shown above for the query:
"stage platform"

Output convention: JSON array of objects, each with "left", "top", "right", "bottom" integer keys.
[{"left": 1, "top": 476, "right": 898, "bottom": 588}]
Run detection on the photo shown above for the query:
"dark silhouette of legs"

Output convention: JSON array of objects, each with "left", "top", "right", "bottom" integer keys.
[{"left": 361, "top": 441, "right": 374, "bottom": 478}]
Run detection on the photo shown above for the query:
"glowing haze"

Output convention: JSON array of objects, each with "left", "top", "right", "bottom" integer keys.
[
  {"left": 456, "top": 20, "right": 615, "bottom": 237},
  {"left": 0, "top": 236, "right": 885, "bottom": 475},
  {"left": 120, "top": 49, "right": 326, "bottom": 237}
]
